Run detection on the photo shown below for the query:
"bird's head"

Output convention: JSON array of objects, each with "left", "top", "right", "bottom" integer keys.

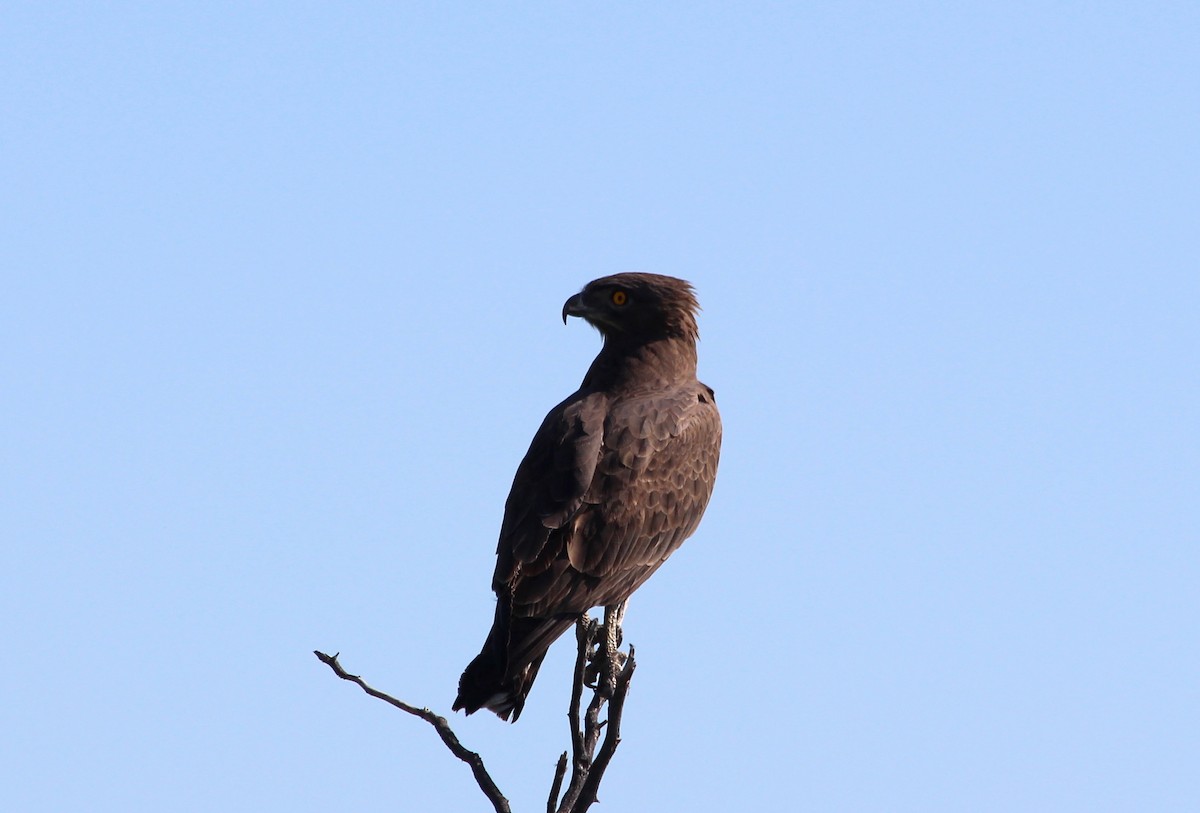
[{"left": 561, "top": 273, "right": 700, "bottom": 342}]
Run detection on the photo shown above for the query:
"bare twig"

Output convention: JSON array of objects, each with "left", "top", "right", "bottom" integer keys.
[
  {"left": 313, "top": 650, "right": 511, "bottom": 813},
  {"left": 317, "top": 612, "right": 635, "bottom": 813},
  {"left": 552, "top": 611, "right": 636, "bottom": 813},
  {"left": 569, "top": 646, "right": 636, "bottom": 813},
  {"left": 557, "top": 616, "right": 597, "bottom": 812},
  {"left": 569, "top": 617, "right": 594, "bottom": 759},
  {"left": 547, "top": 752, "right": 569, "bottom": 813}
]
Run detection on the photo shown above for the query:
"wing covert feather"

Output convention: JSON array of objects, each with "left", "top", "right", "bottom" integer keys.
[
  {"left": 513, "top": 382, "right": 721, "bottom": 615},
  {"left": 495, "top": 391, "right": 607, "bottom": 580}
]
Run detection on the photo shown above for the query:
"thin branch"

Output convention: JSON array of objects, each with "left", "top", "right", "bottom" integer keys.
[
  {"left": 569, "top": 618, "right": 592, "bottom": 760},
  {"left": 569, "top": 647, "right": 636, "bottom": 813},
  {"left": 580, "top": 677, "right": 605, "bottom": 767},
  {"left": 557, "top": 616, "right": 597, "bottom": 812},
  {"left": 553, "top": 610, "right": 636, "bottom": 813},
  {"left": 313, "top": 650, "right": 511, "bottom": 813},
  {"left": 547, "top": 752, "right": 569, "bottom": 813},
  {"left": 317, "top": 612, "right": 635, "bottom": 813}
]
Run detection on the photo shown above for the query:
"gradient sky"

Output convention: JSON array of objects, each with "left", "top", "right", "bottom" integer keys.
[{"left": 3, "top": 3, "right": 1197, "bottom": 811}]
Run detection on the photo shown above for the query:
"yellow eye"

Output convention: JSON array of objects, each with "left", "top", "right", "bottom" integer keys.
[{"left": 611, "top": 290, "right": 628, "bottom": 306}]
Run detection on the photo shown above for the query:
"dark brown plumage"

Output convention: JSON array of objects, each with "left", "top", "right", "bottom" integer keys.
[{"left": 453, "top": 273, "right": 722, "bottom": 721}]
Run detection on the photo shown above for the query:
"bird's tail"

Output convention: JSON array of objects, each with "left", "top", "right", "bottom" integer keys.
[{"left": 453, "top": 600, "right": 577, "bottom": 722}]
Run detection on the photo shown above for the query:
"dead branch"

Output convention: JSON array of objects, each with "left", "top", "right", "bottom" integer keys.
[
  {"left": 315, "top": 609, "right": 635, "bottom": 813},
  {"left": 312, "top": 650, "right": 510, "bottom": 813},
  {"left": 552, "top": 608, "right": 637, "bottom": 813},
  {"left": 547, "top": 752, "right": 569, "bottom": 813},
  {"left": 567, "top": 645, "right": 635, "bottom": 813}
]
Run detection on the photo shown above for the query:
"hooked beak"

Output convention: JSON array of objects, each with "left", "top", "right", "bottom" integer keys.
[{"left": 561, "top": 292, "right": 587, "bottom": 324}]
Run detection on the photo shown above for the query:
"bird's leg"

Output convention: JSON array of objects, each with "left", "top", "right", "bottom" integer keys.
[{"left": 599, "top": 601, "right": 627, "bottom": 698}]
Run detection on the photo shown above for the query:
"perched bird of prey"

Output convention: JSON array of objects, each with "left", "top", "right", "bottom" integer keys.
[{"left": 453, "top": 273, "right": 722, "bottom": 721}]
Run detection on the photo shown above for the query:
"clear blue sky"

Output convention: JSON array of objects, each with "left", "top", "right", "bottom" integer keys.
[{"left": 3, "top": 3, "right": 1197, "bottom": 811}]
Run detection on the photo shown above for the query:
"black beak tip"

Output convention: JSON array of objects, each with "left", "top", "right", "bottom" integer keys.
[{"left": 561, "top": 293, "right": 585, "bottom": 325}]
